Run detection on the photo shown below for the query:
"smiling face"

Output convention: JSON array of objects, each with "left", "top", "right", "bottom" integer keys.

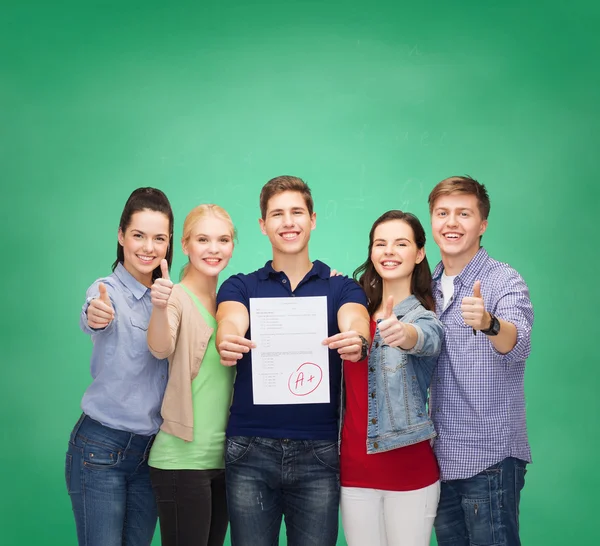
[
  {"left": 118, "top": 209, "right": 170, "bottom": 286},
  {"left": 182, "top": 214, "right": 234, "bottom": 278},
  {"left": 259, "top": 190, "right": 316, "bottom": 257},
  {"left": 371, "top": 219, "right": 424, "bottom": 283},
  {"left": 430, "top": 193, "right": 488, "bottom": 264}
]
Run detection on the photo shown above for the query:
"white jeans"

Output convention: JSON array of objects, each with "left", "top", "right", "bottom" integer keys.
[{"left": 340, "top": 481, "right": 440, "bottom": 546}]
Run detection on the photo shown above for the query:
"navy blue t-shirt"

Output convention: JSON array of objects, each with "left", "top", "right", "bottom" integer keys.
[{"left": 216, "top": 260, "right": 367, "bottom": 440}]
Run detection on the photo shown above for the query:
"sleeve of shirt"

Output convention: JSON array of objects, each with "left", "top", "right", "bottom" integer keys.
[
  {"left": 337, "top": 277, "right": 368, "bottom": 308},
  {"left": 79, "top": 279, "right": 117, "bottom": 336},
  {"left": 405, "top": 311, "right": 444, "bottom": 357},
  {"left": 216, "top": 274, "right": 250, "bottom": 309},
  {"left": 147, "top": 289, "right": 183, "bottom": 360},
  {"left": 491, "top": 269, "right": 534, "bottom": 364}
]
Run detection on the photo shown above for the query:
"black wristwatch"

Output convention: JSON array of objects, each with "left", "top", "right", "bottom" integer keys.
[
  {"left": 481, "top": 313, "right": 501, "bottom": 336},
  {"left": 358, "top": 335, "right": 369, "bottom": 360}
]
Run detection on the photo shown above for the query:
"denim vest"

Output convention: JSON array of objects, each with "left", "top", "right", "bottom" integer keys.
[{"left": 366, "top": 295, "right": 444, "bottom": 454}]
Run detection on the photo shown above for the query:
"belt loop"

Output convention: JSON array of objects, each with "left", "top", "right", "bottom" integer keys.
[
  {"left": 143, "top": 435, "right": 155, "bottom": 460},
  {"left": 122, "top": 432, "right": 135, "bottom": 460}
]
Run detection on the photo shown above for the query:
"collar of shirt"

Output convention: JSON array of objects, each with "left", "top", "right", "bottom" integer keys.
[
  {"left": 256, "top": 260, "right": 330, "bottom": 282},
  {"left": 392, "top": 294, "right": 421, "bottom": 316},
  {"left": 432, "top": 247, "right": 490, "bottom": 296},
  {"left": 113, "top": 262, "right": 150, "bottom": 301}
]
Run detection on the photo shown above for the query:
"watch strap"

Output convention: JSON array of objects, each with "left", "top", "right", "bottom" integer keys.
[{"left": 481, "top": 313, "right": 500, "bottom": 336}]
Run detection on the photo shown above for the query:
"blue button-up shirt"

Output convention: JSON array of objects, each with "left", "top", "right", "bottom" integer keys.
[
  {"left": 430, "top": 248, "right": 534, "bottom": 481},
  {"left": 217, "top": 260, "right": 368, "bottom": 440},
  {"left": 79, "top": 263, "right": 168, "bottom": 436}
]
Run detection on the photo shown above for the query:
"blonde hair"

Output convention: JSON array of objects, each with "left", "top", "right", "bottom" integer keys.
[{"left": 180, "top": 204, "right": 236, "bottom": 279}]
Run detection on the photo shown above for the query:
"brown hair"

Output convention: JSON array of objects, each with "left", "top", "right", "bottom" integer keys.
[
  {"left": 428, "top": 175, "right": 491, "bottom": 220},
  {"left": 259, "top": 175, "right": 314, "bottom": 219},
  {"left": 180, "top": 204, "right": 236, "bottom": 279},
  {"left": 353, "top": 210, "right": 435, "bottom": 314},
  {"left": 113, "top": 187, "right": 174, "bottom": 281}
]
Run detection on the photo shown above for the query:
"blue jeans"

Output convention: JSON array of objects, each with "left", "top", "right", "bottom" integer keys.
[
  {"left": 225, "top": 436, "right": 340, "bottom": 546},
  {"left": 434, "top": 457, "right": 527, "bottom": 546},
  {"left": 65, "top": 414, "right": 158, "bottom": 546}
]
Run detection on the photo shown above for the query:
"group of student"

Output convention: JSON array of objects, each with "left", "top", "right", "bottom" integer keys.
[{"left": 64, "top": 174, "right": 534, "bottom": 546}]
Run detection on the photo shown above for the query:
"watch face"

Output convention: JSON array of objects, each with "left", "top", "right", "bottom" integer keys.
[
  {"left": 485, "top": 315, "right": 500, "bottom": 336},
  {"left": 493, "top": 317, "right": 501, "bottom": 334}
]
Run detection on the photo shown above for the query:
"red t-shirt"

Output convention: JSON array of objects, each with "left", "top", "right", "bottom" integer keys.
[{"left": 340, "top": 320, "right": 439, "bottom": 491}]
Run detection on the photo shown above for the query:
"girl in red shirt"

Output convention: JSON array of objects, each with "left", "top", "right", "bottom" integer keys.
[{"left": 340, "top": 210, "right": 443, "bottom": 546}]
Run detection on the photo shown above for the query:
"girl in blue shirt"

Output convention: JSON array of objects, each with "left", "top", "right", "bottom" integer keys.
[{"left": 65, "top": 187, "right": 174, "bottom": 546}]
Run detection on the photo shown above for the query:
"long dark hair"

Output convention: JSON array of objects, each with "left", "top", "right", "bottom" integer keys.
[
  {"left": 112, "top": 187, "right": 174, "bottom": 281},
  {"left": 353, "top": 210, "right": 435, "bottom": 314}
]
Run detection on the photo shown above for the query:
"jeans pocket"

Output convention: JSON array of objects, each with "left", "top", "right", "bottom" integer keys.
[
  {"left": 311, "top": 441, "right": 339, "bottom": 472},
  {"left": 83, "top": 441, "right": 122, "bottom": 470},
  {"left": 462, "top": 469, "right": 502, "bottom": 546},
  {"left": 225, "top": 436, "right": 254, "bottom": 465}
]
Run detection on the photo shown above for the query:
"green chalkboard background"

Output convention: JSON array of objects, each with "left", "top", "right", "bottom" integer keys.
[{"left": 2, "top": 0, "right": 597, "bottom": 544}]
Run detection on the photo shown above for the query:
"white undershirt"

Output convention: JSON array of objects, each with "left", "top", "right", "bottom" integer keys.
[{"left": 440, "top": 271, "right": 457, "bottom": 311}]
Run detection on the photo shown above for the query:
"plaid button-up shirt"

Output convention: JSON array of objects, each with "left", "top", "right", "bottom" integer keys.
[{"left": 430, "top": 248, "right": 534, "bottom": 481}]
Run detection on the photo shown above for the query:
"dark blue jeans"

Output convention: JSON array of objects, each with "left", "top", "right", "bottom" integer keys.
[
  {"left": 434, "top": 457, "right": 528, "bottom": 546},
  {"left": 225, "top": 436, "right": 340, "bottom": 546},
  {"left": 65, "top": 414, "right": 157, "bottom": 546}
]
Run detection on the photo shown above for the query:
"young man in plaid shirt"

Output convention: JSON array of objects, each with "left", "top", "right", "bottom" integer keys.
[{"left": 428, "top": 176, "right": 534, "bottom": 546}]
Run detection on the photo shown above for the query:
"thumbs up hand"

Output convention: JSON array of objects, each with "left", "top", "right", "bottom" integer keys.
[
  {"left": 87, "top": 282, "right": 115, "bottom": 329},
  {"left": 461, "top": 280, "right": 490, "bottom": 331},
  {"left": 150, "top": 259, "right": 173, "bottom": 309},
  {"left": 378, "top": 296, "right": 408, "bottom": 348}
]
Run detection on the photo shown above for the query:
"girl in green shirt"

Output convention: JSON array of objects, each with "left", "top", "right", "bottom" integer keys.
[{"left": 146, "top": 204, "right": 236, "bottom": 546}]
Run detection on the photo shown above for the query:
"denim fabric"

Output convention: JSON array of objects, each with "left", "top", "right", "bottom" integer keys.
[
  {"left": 149, "top": 467, "right": 228, "bottom": 546},
  {"left": 225, "top": 436, "right": 340, "bottom": 546},
  {"left": 366, "top": 295, "right": 444, "bottom": 453},
  {"left": 434, "top": 457, "right": 527, "bottom": 546},
  {"left": 65, "top": 414, "right": 157, "bottom": 546}
]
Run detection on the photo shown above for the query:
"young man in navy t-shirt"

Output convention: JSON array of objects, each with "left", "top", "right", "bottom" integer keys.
[{"left": 216, "top": 176, "right": 370, "bottom": 546}]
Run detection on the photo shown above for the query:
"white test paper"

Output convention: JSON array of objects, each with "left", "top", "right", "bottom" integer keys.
[{"left": 249, "top": 296, "right": 330, "bottom": 405}]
